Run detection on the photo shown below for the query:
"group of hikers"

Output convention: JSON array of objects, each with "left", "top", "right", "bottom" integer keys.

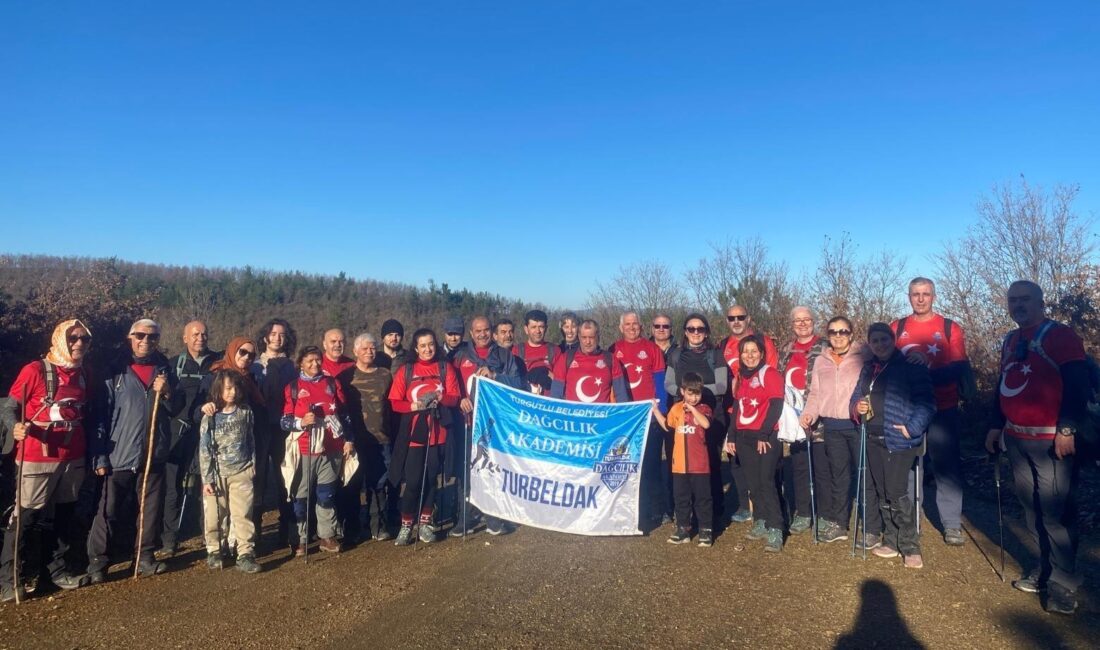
[{"left": 0, "top": 276, "right": 1089, "bottom": 616}]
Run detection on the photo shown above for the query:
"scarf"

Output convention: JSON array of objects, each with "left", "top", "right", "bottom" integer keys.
[
  {"left": 211, "top": 336, "right": 265, "bottom": 406},
  {"left": 45, "top": 318, "right": 92, "bottom": 370}
]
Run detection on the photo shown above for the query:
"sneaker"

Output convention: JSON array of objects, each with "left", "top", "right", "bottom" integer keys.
[
  {"left": 87, "top": 569, "right": 106, "bottom": 585},
  {"left": 1013, "top": 569, "right": 1044, "bottom": 594},
  {"left": 1044, "top": 582, "right": 1078, "bottom": 615},
  {"left": 319, "top": 537, "right": 341, "bottom": 553},
  {"left": 744, "top": 519, "right": 767, "bottom": 540},
  {"left": 449, "top": 519, "right": 478, "bottom": 538},
  {"left": 394, "top": 524, "right": 414, "bottom": 546},
  {"left": 819, "top": 522, "right": 849, "bottom": 544},
  {"left": 236, "top": 554, "right": 262, "bottom": 574},
  {"left": 856, "top": 532, "right": 882, "bottom": 551},
  {"left": 418, "top": 524, "right": 436, "bottom": 544},
  {"left": 661, "top": 513, "right": 674, "bottom": 525},
  {"left": 697, "top": 529, "right": 714, "bottom": 548},
  {"left": 294, "top": 545, "right": 307, "bottom": 558},
  {"left": 374, "top": 529, "right": 393, "bottom": 542},
  {"left": 903, "top": 554, "right": 924, "bottom": 569},
  {"left": 944, "top": 528, "right": 965, "bottom": 546},
  {"left": 872, "top": 545, "right": 900, "bottom": 559},
  {"left": 764, "top": 528, "right": 783, "bottom": 552},
  {"left": 789, "top": 515, "right": 812, "bottom": 535},
  {"left": 729, "top": 508, "right": 752, "bottom": 524},
  {"left": 206, "top": 554, "right": 224, "bottom": 570},
  {"left": 487, "top": 522, "right": 508, "bottom": 536},
  {"left": 667, "top": 526, "right": 691, "bottom": 544},
  {"left": 51, "top": 573, "right": 90, "bottom": 590},
  {"left": 0, "top": 584, "right": 26, "bottom": 603},
  {"left": 136, "top": 560, "right": 167, "bottom": 577}
]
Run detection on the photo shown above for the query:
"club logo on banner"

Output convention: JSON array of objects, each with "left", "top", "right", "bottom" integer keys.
[{"left": 468, "top": 378, "right": 652, "bottom": 536}]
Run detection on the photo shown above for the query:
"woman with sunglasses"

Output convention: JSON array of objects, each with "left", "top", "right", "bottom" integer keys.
[
  {"left": 800, "top": 317, "right": 881, "bottom": 546},
  {"left": 851, "top": 323, "right": 935, "bottom": 568},
  {"left": 663, "top": 314, "right": 728, "bottom": 528}
]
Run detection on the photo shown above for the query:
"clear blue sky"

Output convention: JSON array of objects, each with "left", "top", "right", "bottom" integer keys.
[{"left": 2, "top": 2, "right": 1098, "bottom": 308}]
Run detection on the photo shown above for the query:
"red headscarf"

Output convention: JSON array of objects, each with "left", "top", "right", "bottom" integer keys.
[{"left": 211, "top": 336, "right": 264, "bottom": 407}]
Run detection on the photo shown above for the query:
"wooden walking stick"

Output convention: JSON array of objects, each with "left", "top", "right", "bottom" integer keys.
[
  {"left": 134, "top": 378, "right": 163, "bottom": 579},
  {"left": 12, "top": 385, "right": 28, "bottom": 604}
]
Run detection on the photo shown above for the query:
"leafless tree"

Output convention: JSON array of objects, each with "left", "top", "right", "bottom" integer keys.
[{"left": 804, "top": 233, "right": 907, "bottom": 334}]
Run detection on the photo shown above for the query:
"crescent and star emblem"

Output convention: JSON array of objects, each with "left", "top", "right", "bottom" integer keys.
[
  {"left": 999, "top": 362, "right": 1031, "bottom": 398},
  {"left": 575, "top": 375, "right": 602, "bottom": 403}
]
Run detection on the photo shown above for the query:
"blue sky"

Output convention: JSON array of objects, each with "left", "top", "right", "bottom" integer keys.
[{"left": 2, "top": 2, "right": 1097, "bottom": 308}]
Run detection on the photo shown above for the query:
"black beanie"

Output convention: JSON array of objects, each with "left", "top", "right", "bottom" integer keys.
[{"left": 381, "top": 319, "right": 404, "bottom": 338}]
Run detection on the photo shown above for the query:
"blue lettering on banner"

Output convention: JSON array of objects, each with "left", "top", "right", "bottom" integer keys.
[{"left": 499, "top": 468, "right": 600, "bottom": 509}]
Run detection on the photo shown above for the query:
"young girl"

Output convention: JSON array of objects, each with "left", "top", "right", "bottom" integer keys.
[{"left": 199, "top": 370, "right": 261, "bottom": 573}]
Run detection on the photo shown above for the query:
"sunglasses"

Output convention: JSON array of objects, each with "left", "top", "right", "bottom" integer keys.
[
  {"left": 727, "top": 315, "right": 748, "bottom": 322},
  {"left": 237, "top": 349, "right": 257, "bottom": 359},
  {"left": 652, "top": 324, "right": 671, "bottom": 330},
  {"left": 131, "top": 332, "right": 160, "bottom": 341},
  {"left": 685, "top": 326, "right": 708, "bottom": 334},
  {"left": 68, "top": 335, "right": 92, "bottom": 344},
  {"left": 827, "top": 329, "right": 852, "bottom": 336}
]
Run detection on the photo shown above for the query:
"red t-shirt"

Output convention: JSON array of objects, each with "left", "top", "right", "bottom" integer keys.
[
  {"left": 283, "top": 375, "right": 347, "bottom": 455},
  {"left": 611, "top": 338, "right": 666, "bottom": 401},
  {"left": 516, "top": 342, "right": 554, "bottom": 372},
  {"left": 8, "top": 361, "right": 88, "bottom": 462},
  {"left": 322, "top": 355, "right": 355, "bottom": 378},
  {"left": 891, "top": 314, "right": 968, "bottom": 411},
  {"left": 550, "top": 349, "right": 625, "bottom": 404},
  {"left": 722, "top": 332, "right": 779, "bottom": 379},
  {"left": 130, "top": 363, "right": 155, "bottom": 388},
  {"left": 667, "top": 402, "right": 713, "bottom": 474},
  {"left": 388, "top": 359, "right": 461, "bottom": 446},
  {"left": 454, "top": 346, "right": 492, "bottom": 398},
  {"left": 784, "top": 337, "right": 818, "bottom": 391},
  {"left": 998, "top": 320, "right": 1085, "bottom": 440},
  {"left": 733, "top": 365, "right": 784, "bottom": 433}
]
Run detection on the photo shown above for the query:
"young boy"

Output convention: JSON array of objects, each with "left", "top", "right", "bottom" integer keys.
[{"left": 652, "top": 372, "right": 714, "bottom": 546}]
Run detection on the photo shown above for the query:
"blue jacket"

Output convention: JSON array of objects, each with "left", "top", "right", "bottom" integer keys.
[
  {"left": 849, "top": 350, "right": 935, "bottom": 452},
  {"left": 91, "top": 352, "right": 176, "bottom": 472}
]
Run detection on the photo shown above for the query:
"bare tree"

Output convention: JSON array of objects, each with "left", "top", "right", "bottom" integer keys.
[
  {"left": 804, "top": 233, "right": 907, "bottom": 334},
  {"left": 587, "top": 260, "right": 689, "bottom": 338}
]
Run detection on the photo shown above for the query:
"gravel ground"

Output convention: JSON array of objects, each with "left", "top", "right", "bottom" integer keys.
[{"left": 1, "top": 459, "right": 1096, "bottom": 649}]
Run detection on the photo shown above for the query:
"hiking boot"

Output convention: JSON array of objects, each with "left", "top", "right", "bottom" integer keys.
[
  {"left": 319, "top": 537, "right": 341, "bottom": 553},
  {"left": 0, "top": 584, "right": 26, "bottom": 603},
  {"left": 789, "top": 515, "right": 812, "bottom": 535},
  {"left": 52, "top": 573, "right": 90, "bottom": 590},
  {"left": 1044, "top": 582, "right": 1078, "bottom": 615},
  {"left": 136, "top": 560, "right": 167, "bottom": 577},
  {"left": 856, "top": 532, "right": 882, "bottom": 551},
  {"left": 207, "top": 554, "right": 224, "bottom": 570},
  {"left": 87, "top": 569, "right": 106, "bottom": 585},
  {"left": 903, "top": 554, "right": 924, "bottom": 569},
  {"left": 697, "top": 529, "right": 714, "bottom": 548},
  {"left": 418, "top": 524, "right": 436, "bottom": 544},
  {"left": 944, "top": 528, "right": 965, "bottom": 546},
  {"left": 729, "top": 508, "right": 752, "bottom": 524},
  {"left": 1013, "top": 569, "right": 1044, "bottom": 594},
  {"left": 236, "top": 554, "right": 262, "bottom": 574},
  {"left": 394, "top": 525, "right": 414, "bottom": 546},
  {"left": 872, "top": 545, "right": 900, "bottom": 559},
  {"left": 744, "top": 519, "right": 767, "bottom": 540},
  {"left": 667, "top": 526, "right": 691, "bottom": 544},
  {"left": 818, "top": 522, "right": 848, "bottom": 544},
  {"left": 764, "top": 528, "right": 784, "bottom": 553}
]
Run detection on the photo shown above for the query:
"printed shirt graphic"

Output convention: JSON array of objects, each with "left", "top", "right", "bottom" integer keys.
[
  {"left": 456, "top": 346, "right": 492, "bottom": 398},
  {"left": 283, "top": 376, "right": 345, "bottom": 455},
  {"left": 891, "top": 314, "right": 968, "bottom": 410},
  {"left": 784, "top": 337, "right": 818, "bottom": 392},
  {"left": 734, "top": 365, "right": 784, "bottom": 432},
  {"left": 998, "top": 321, "right": 1085, "bottom": 439},
  {"left": 722, "top": 333, "right": 779, "bottom": 380},
  {"left": 388, "top": 359, "right": 461, "bottom": 446},
  {"left": 667, "top": 402, "right": 713, "bottom": 474},
  {"left": 551, "top": 349, "right": 624, "bottom": 403},
  {"left": 611, "top": 338, "right": 666, "bottom": 401}
]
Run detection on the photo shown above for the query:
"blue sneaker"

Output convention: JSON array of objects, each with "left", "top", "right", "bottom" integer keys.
[{"left": 729, "top": 508, "right": 752, "bottom": 524}]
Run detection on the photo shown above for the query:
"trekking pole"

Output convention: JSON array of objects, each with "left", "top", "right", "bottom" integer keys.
[
  {"left": 992, "top": 450, "right": 1005, "bottom": 582},
  {"left": 851, "top": 420, "right": 867, "bottom": 560},
  {"left": 134, "top": 379, "right": 163, "bottom": 579},
  {"left": 207, "top": 420, "right": 225, "bottom": 567},
  {"left": 303, "top": 420, "right": 317, "bottom": 564},
  {"left": 12, "top": 385, "right": 28, "bottom": 604},
  {"left": 462, "top": 411, "right": 471, "bottom": 541},
  {"left": 860, "top": 421, "right": 868, "bottom": 561},
  {"left": 914, "top": 438, "right": 926, "bottom": 536},
  {"left": 413, "top": 408, "right": 436, "bottom": 548},
  {"left": 806, "top": 438, "right": 818, "bottom": 544}
]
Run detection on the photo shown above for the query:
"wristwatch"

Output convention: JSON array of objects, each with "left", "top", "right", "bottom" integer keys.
[{"left": 1057, "top": 426, "right": 1076, "bottom": 438}]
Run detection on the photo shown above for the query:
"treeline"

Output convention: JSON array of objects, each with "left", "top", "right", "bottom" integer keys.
[{"left": 0, "top": 256, "right": 549, "bottom": 392}]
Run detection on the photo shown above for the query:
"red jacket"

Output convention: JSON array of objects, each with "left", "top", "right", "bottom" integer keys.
[{"left": 8, "top": 360, "right": 89, "bottom": 463}]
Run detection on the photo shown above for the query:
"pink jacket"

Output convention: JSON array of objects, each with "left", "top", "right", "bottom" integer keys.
[{"left": 802, "top": 341, "right": 869, "bottom": 423}]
